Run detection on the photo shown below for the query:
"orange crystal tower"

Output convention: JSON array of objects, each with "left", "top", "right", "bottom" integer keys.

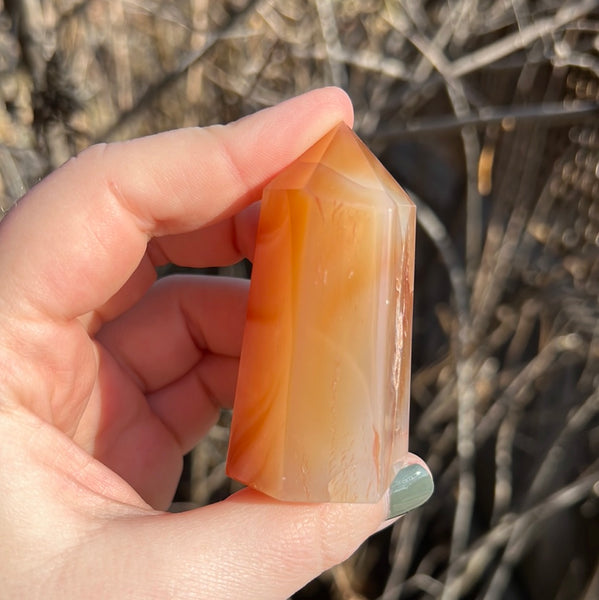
[{"left": 226, "top": 122, "right": 415, "bottom": 503}]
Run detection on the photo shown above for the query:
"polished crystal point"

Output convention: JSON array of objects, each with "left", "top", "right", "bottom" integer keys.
[{"left": 226, "top": 122, "right": 415, "bottom": 503}]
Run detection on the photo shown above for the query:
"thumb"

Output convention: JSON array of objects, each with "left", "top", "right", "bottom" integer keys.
[{"left": 93, "top": 455, "right": 433, "bottom": 600}]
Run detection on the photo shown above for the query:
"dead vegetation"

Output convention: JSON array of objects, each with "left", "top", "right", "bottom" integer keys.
[{"left": 1, "top": 1, "right": 598, "bottom": 598}]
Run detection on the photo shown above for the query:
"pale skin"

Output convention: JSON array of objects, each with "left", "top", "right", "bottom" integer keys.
[{"left": 0, "top": 88, "right": 427, "bottom": 599}]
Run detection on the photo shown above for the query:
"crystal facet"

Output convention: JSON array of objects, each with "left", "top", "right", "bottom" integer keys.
[{"left": 226, "top": 122, "right": 415, "bottom": 503}]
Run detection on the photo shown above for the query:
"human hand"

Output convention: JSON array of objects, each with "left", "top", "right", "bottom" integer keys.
[{"left": 0, "top": 87, "right": 433, "bottom": 599}]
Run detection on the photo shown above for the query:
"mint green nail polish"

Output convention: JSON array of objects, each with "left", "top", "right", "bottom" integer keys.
[{"left": 387, "top": 464, "right": 434, "bottom": 519}]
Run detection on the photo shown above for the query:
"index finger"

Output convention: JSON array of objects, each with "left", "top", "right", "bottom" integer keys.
[{"left": 0, "top": 88, "right": 353, "bottom": 322}]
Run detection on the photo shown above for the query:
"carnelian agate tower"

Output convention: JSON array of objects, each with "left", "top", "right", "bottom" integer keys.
[{"left": 226, "top": 122, "right": 415, "bottom": 503}]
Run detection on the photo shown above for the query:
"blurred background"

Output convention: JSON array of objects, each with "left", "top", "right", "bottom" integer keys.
[{"left": 1, "top": 0, "right": 598, "bottom": 598}]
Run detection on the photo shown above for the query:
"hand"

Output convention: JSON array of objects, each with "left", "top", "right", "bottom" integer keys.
[{"left": 0, "top": 87, "right": 433, "bottom": 599}]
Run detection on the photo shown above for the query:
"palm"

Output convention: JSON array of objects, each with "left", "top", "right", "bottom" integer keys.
[
  {"left": 80, "top": 340, "right": 185, "bottom": 510},
  {"left": 47, "top": 272, "right": 248, "bottom": 510}
]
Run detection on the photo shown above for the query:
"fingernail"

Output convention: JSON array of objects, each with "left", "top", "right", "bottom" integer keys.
[{"left": 387, "top": 464, "right": 434, "bottom": 519}]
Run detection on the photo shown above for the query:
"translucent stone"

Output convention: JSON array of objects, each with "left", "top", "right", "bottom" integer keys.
[{"left": 226, "top": 122, "right": 415, "bottom": 503}]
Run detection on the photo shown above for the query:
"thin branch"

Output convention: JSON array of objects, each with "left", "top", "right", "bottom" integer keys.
[
  {"left": 527, "top": 387, "right": 599, "bottom": 503},
  {"left": 408, "top": 189, "right": 470, "bottom": 326},
  {"left": 290, "top": 45, "right": 410, "bottom": 81},
  {"left": 374, "top": 101, "right": 599, "bottom": 140},
  {"left": 315, "top": 0, "right": 347, "bottom": 88},
  {"left": 448, "top": 0, "right": 599, "bottom": 78}
]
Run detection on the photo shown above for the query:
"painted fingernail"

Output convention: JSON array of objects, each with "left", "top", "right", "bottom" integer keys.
[{"left": 387, "top": 464, "right": 434, "bottom": 519}]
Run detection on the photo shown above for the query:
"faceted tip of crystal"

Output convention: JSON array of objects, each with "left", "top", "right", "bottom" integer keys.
[{"left": 267, "top": 122, "right": 415, "bottom": 211}]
